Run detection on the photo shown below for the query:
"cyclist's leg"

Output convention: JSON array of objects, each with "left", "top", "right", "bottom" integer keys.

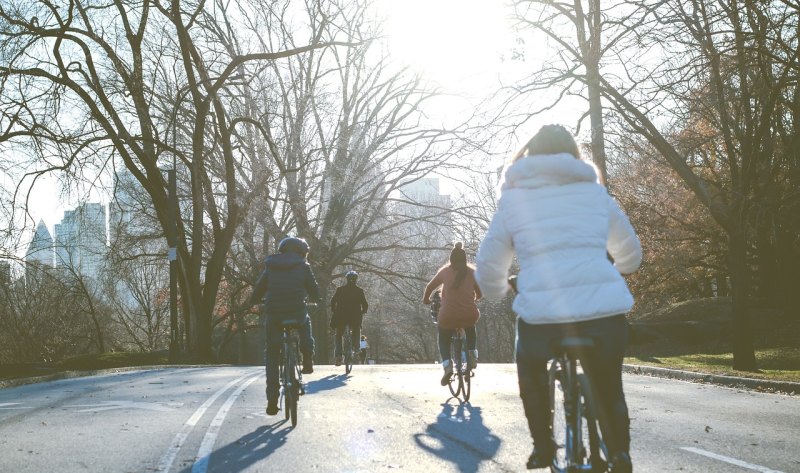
[
  {"left": 264, "top": 318, "right": 282, "bottom": 413},
  {"left": 464, "top": 325, "right": 478, "bottom": 369},
  {"left": 579, "top": 314, "right": 631, "bottom": 465},
  {"left": 516, "top": 319, "right": 557, "bottom": 463},
  {"left": 334, "top": 325, "right": 344, "bottom": 363},
  {"left": 299, "top": 315, "right": 315, "bottom": 373},
  {"left": 437, "top": 325, "right": 454, "bottom": 363},
  {"left": 351, "top": 314, "right": 363, "bottom": 355}
]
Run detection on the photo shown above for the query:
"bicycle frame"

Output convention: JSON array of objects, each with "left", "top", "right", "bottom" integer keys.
[
  {"left": 279, "top": 322, "right": 304, "bottom": 427},
  {"left": 342, "top": 324, "right": 354, "bottom": 374},
  {"left": 447, "top": 328, "right": 471, "bottom": 402},
  {"left": 548, "top": 338, "right": 611, "bottom": 472}
]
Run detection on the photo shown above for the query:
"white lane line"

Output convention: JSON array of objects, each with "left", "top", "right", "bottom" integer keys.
[
  {"left": 681, "top": 447, "right": 785, "bottom": 473},
  {"left": 157, "top": 370, "right": 259, "bottom": 473},
  {"left": 0, "top": 402, "right": 29, "bottom": 410},
  {"left": 191, "top": 374, "right": 261, "bottom": 473}
]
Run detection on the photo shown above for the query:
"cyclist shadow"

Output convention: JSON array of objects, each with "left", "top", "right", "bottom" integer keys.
[
  {"left": 176, "top": 421, "right": 291, "bottom": 473},
  {"left": 302, "top": 374, "right": 348, "bottom": 394},
  {"left": 412, "top": 402, "right": 502, "bottom": 473}
]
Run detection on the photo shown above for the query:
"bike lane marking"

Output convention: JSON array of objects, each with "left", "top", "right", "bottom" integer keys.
[
  {"left": 157, "top": 370, "right": 260, "bottom": 473},
  {"left": 681, "top": 447, "right": 785, "bottom": 473},
  {"left": 191, "top": 374, "right": 262, "bottom": 473}
]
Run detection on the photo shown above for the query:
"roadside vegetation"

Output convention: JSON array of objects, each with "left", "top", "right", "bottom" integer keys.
[{"left": 627, "top": 298, "right": 800, "bottom": 384}]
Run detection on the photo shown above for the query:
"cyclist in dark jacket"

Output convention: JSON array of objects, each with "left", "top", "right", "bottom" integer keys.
[
  {"left": 249, "top": 236, "right": 320, "bottom": 415},
  {"left": 330, "top": 270, "right": 368, "bottom": 366}
]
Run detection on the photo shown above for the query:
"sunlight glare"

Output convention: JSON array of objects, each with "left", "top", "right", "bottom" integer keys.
[{"left": 381, "top": 0, "right": 512, "bottom": 93}]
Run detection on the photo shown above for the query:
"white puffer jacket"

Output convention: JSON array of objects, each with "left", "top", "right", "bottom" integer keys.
[{"left": 475, "top": 153, "right": 642, "bottom": 325}]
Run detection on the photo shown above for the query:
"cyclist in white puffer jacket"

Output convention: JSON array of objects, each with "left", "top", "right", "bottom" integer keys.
[{"left": 475, "top": 124, "right": 641, "bottom": 472}]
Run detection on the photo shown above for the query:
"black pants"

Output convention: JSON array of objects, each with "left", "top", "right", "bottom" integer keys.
[
  {"left": 334, "top": 314, "right": 363, "bottom": 358},
  {"left": 516, "top": 314, "right": 630, "bottom": 455},
  {"left": 438, "top": 325, "right": 477, "bottom": 362},
  {"left": 265, "top": 315, "right": 314, "bottom": 405}
]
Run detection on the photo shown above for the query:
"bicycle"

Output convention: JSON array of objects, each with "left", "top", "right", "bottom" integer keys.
[
  {"left": 547, "top": 336, "right": 613, "bottom": 472},
  {"left": 430, "top": 290, "right": 472, "bottom": 403},
  {"left": 508, "top": 276, "right": 613, "bottom": 472},
  {"left": 278, "top": 318, "right": 305, "bottom": 427},
  {"left": 342, "top": 324, "right": 355, "bottom": 375}
]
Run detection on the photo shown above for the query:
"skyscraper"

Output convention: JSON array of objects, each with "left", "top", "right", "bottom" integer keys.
[
  {"left": 54, "top": 202, "right": 107, "bottom": 281},
  {"left": 25, "top": 219, "right": 54, "bottom": 268}
]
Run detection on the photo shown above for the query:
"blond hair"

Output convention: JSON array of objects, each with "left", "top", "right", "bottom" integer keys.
[{"left": 513, "top": 124, "right": 581, "bottom": 162}]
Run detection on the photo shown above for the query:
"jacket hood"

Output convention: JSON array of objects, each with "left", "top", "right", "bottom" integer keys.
[
  {"left": 499, "top": 153, "right": 599, "bottom": 192},
  {"left": 265, "top": 252, "right": 305, "bottom": 269}
]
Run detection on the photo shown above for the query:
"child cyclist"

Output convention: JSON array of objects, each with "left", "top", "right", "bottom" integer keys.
[
  {"left": 249, "top": 236, "right": 321, "bottom": 416},
  {"left": 475, "top": 125, "right": 641, "bottom": 472}
]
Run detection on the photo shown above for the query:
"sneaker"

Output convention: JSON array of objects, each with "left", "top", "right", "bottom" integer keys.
[
  {"left": 467, "top": 349, "right": 478, "bottom": 370},
  {"left": 266, "top": 401, "right": 279, "bottom": 416},
  {"left": 610, "top": 452, "right": 632, "bottom": 473},
  {"left": 334, "top": 355, "right": 342, "bottom": 367},
  {"left": 440, "top": 359, "right": 453, "bottom": 386},
  {"left": 302, "top": 360, "right": 314, "bottom": 374},
  {"left": 526, "top": 447, "right": 553, "bottom": 469}
]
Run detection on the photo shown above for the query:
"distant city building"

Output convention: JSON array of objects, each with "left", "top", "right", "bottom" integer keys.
[
  {"left": 25, "top": 219, "right": 55, "bottom": 269},
  {"left": 399, "top": 178, "right": 451, "bottom": 209},
  {"left": 397, "top": 177, "right": 453, "bottom": 246},
  {"left": 109, "top": 169, "right": 162, "bottom": 247},
  {"left": 54, "top": 202, "right": 107, "bottom": 282}
]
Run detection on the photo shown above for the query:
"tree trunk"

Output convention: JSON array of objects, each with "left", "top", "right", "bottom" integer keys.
[
  {"left": 314, "top": 274, "right": 332, "bottom": 364},
  {"left": 728, "top": 226, "right": 757, "bottom": 371}
]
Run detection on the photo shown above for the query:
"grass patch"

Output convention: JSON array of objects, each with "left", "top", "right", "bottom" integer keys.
[
  {"left": 57, "top": 351, "right": 169, "bottom": 370},
  {"left": 1, "top": 351, "right": 170, "bottom": 381},
  {"left": 626, "top": 347, "right": 800, "bottom": 383}
]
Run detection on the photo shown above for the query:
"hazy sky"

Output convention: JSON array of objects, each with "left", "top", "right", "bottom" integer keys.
[{"left": 12, "top": 0, "right": 584, "bottom": 249}]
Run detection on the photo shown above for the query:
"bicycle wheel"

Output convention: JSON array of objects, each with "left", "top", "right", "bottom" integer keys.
[
  {"left": 461, "top": 346, "right": 471, "bottom": 403},
  {"left": 344, "top": 326, "right": 353, "bottom": 374},
  {"left": 285, "top": 343, "right": 297, "bottom": 425},
  {"left": 447, "top": 335, "right": 462, "bottom": 398},
  {"left": 549, "top": 362, "right": 568, "bottom": 472},
  {"left": 577, "top": 373, "right": 611, "bottom": 472}
]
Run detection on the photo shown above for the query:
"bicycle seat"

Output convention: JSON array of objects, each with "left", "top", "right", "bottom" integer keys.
[{"left": 552, "top": 337, "right": 596, "bottom": 358}]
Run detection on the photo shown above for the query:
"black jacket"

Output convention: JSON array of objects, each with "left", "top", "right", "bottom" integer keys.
[
  {"left": 249, "top": 253, "right": 321, "bottom": 322},
  {"left": 330, "top": 283, "right": 368, "bottom": 326}
]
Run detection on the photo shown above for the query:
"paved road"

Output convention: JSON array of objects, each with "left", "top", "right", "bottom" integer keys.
[{"left": 0, "top": 364, "right": 797, "bottom": 472}]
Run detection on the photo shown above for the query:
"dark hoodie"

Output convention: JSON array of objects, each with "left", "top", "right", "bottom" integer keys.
[{"left": 249, "top": 252, "right": 321, "bottom": 321}]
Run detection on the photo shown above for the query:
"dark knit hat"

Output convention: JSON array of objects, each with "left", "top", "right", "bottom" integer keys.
[{"left": 450, "top": 242, "right": 466, "bottom": 266}]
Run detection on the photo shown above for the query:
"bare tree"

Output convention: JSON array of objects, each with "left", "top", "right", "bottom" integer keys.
[
  {"left": 510, "top": 0, "right": 800, "bottom": 371},
  {"left": 0, "top": 0, "right": 354, "bottom": 361},
  {"left": 201, "top": 0, "right": 477, "bottom": 362}
]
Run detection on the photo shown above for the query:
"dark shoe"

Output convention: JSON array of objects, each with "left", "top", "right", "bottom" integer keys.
[
  {"left": 526, "top": 442, "right": 555, "bottom": 470},
  {"left": 302, "top": 360, "right": 314, "bottom": 374},
  {"left": 440, "top": 359, "right": 453, "bottom": 386},
  {"left": 610, "top": 452, "right": 632, "bottom": 473},
  {"left": 266, "top": 401, "right": 279, "bottom": 416}
]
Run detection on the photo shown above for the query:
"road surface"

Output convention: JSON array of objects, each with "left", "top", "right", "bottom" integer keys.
[{"left": 0, "top": 364, "right": 797, "bottom": 472}]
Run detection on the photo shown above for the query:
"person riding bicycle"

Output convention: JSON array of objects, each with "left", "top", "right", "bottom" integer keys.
[
  {"left": 249, "top": 236, "right": 321, "bottom": 416},
  {"left": 422, "top": 242, "right": 483, "bottom": 386},
  {"left": 359, "top": 335, "right": 369, "bottom": 364},
  {"left": 474, "top": 125, "right": 641, "bottom": 472},
  {"left": 330, "top": 270, "right": 369, "bottom": 366}
]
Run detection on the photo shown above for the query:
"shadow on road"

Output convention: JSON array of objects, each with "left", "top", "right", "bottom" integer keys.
[
  {"left": 303, "top": 373, "right": 349, "bottom": 394},
  {"left": 413, "top": 401, "right": 502, "bottom": 473},
  {"left": 178, "top": 421, "right": 292, "bottom": 473}
]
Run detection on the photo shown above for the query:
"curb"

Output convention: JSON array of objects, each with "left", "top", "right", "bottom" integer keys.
[
  {"left": 0, "top": 364, "right": 233, "bottom": 390},
  {"left": 623, "top": 364, "right": 800, "bottom": 395}
]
